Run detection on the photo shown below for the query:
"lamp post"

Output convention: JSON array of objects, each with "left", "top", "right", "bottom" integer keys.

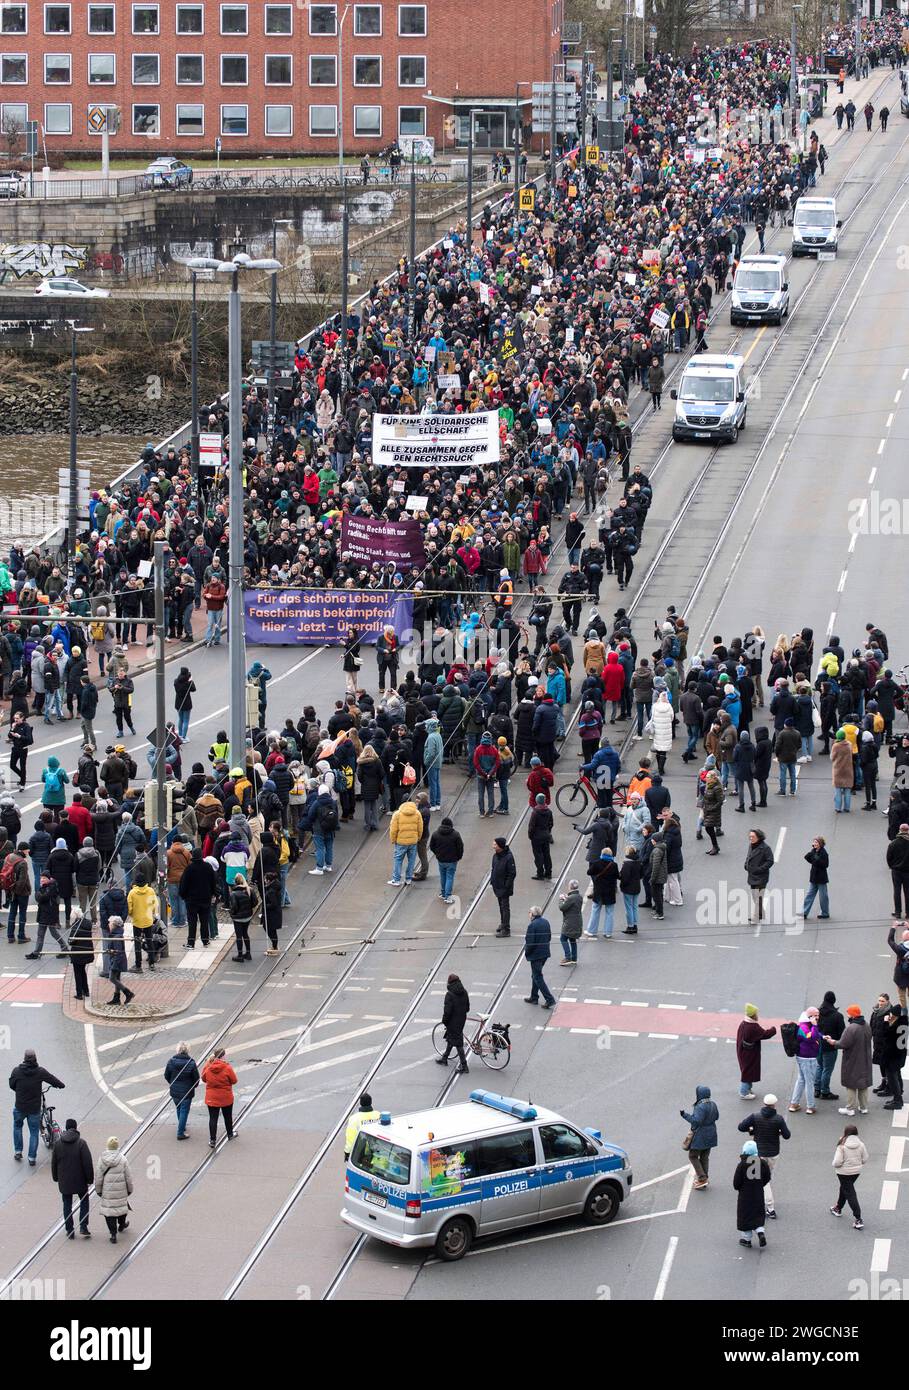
[
  {"left": 790, "top": 4, "right": 803, "bottom": 138},
  {"left": 408, "top": 144, "right": 417, "bottom": 344},
  {"left": 267, "top": 216, "right": 293, "bottom": 453},
  {"left": 337, "top": 3, "right": 352, "bottom": 184},
  {"left": 190, "top": 269, "right": 199, "bottom": 498},
  {"left": 67, "top": 325, "right": 93, "bottom": 571},
  {"left": 466, "top": 108, "right": 475, "bottom": 244},
  {"left": 187, "top": 252, "right": 282, "bottom": 770},
  {"left": 514, "top": 81, "right": 531, "bottom": 208}
]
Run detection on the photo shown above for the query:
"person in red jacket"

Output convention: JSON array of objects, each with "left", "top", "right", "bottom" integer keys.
[
  {"left": 526, "top": 756, "right": 554, "bottom": 806},
  {"left": 67, "top": 793, "right": 94, "bottom": 846},
  {"left": 302, "top": 467, "right": 321, "bottom": 514},
  {"left": 201, "top": 1047, "right": 237, "bottom": 1148},
  {"left": 601, "top": 650, "right": 626, "bottom": 724}
]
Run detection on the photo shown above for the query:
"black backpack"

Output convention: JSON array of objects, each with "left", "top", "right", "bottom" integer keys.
[
  {"left": 317, "top": 799, "right": 339, "bottom": 833},
  {"left": 780, "top": 1021, "right": 799, "bottom": 1058}
]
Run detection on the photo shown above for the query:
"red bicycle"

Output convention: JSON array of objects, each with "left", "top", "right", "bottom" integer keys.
[{"left": 555, "top": 769, "right": 628, "bottom": 816}]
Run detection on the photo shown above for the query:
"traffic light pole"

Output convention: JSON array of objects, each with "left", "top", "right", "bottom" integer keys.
[{"left": 153, "top": 540, "right": 168, "bottom": 914}]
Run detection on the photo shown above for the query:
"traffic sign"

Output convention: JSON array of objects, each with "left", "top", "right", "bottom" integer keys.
[
  {"left": 518, "top": 186, "right": 535, "bottom": 212},
  {"left": 198, "top": 432, "right": 223, "bottom": 471},
  {"left": 250, "top": 339, "right": 296, "bottom": 369},
  {"left": 88, "top": 106, "right": 107, "bottom": 133},
  {"left": 24, "top": 120, "right": 38, "bottom": 156},
  {"left": 585, "top": 144, "right": 600, "bottom": 166}
]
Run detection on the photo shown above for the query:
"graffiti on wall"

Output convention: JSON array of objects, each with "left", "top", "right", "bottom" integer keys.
[{"left": 0, "top": 243, "right": 87, "bottom": 280}]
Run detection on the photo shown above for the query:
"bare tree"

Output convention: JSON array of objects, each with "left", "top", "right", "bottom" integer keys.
[{"left": 1, "top": 112, "right": 24, "bottom": 162}]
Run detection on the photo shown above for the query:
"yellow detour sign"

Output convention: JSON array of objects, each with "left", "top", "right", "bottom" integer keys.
[
  {"left": 518, "top": 185, "right": 535, "bottom": 211},
  {"left": 585, "top": 144, "right": 600, "bottom": 165}
]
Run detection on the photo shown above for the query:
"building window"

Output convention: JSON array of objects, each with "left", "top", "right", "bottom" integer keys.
[
  {"left": 265, "top": 103, "right": 292, "bottom": 135},
  {"left": 220, "top": 102, "right": 247, "bottom": 134},
  {"left": 308, "top": 3, "right": 336, "bottom": 34},
  {"left": 88, "top": 5, "right": 115, "bottom": 33},
  {"left": 132, "top": 5, "right": 159, "bottom": 34},
  {"left": 0, "top": 56, "right": 27, "bottom": 84},
  {"left": 398, "top": 4, "right": 425, "bottom": 35},
  {"left": 398, "top": 104, "right": 424, "bottom": 135},
  {"left": 88, "top": 54, "right": 116, "bottom": 83},
  {"left": 221, "top": 54, "right": 247, "bottom": 84},
  {"left": 176, "top": 4, "right": 203, "bottom": 32},
  {"left": 398, "top": 55, "right": 425, "bottom": 86},
  {"left": 132, "top": 102, "right": 159, "bottom": 133},
  {"left": 265, "top": 54, "right": 291, "bottom": 84},
  {"left": 44, "top": 4, "right": 70, "bottom": 33},
  {"left": 176, "top": 54, "right": 203, "bottom": 83},
  {"left": 1, "top": 103, "right": 29, "bottom": 131},
  {"left": 354, "top": 55, "right": 381, "bottom": 86},
  {"left": 132, "top": 53, "right": 160, "bottom": 83},
  {"left": 220, "top": 4, "right": 247, "bottom": 33},
  {"left": 354, "top": 104, "right": 381, "bottom": 137},
  {"left": 264, "top": 4, "right": 291, "bottom": 33},
  {"left": 1, "top": 6, "right": 27, "bottom": 34},
  {"left": 354, "top": 4, "right": 381, "bottom": 34},
  {"left": 44, "top": 101, "right": 71, "bottom": 133},
  {"left": 44, "top": 52, "right": 71, "bottom": 83},
  {"left": 309, "top": 103, "right": 336, "bottom": 136},
  {"left": 309, "top": 55, "right": 336, "bottom": 85},
  {"left": 176, "top": 102, "right": 203, "bottom": 134}
]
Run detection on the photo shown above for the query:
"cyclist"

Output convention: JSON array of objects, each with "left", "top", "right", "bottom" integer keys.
[
  {"left": 9, "top": 1048, "right": 64, "bottom": 1166},
  {"left": 580, "top": 738, "right": 622, "bottom": 806}
]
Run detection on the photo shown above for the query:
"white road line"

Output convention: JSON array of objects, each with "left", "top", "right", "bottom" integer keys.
[
  {"left": 896, "top": 386, "right": 903, "bottom": 398},
  {"left": 569, "top": 1027, "right": 602, "bottom": 1035},
  {"left": 878, "top": 439, "right": 886, "bottom": 455},
  {"left": 837, "top": 570, "right": 848, "bottom": 593},
  {"left": 653, "top": 1235, "right": 679, "bottom": 1301},
  {"left": 885, "top": 1135, "right": 906, "bottom": 1171},
  {"left": 848, "top": 532, "right": 858, "bottom": 554},
  {"left": 610, "top": 1030, "right": 640, "bottom": 1038},
  {"left": 621, "top": 1000, "right": 649, "bottom": 1008},
  {"left": 826, "top": 611, "right": 836, "bottom": 638},
  {"left": 9, "top": 1001, "right": 42, "bottom": 1008},
  {"left": 658, "top": 1003, "right": 688, "bottom": 1010},
  {"left": 676, "top": 1165, "right": 695, "bottom": 1213},
  {"left": 870, "top": 1238, "right": 891, "bottom": 1274},
  {"left": 886, "top": 413, "right": 894, "bottom": 428},
  {"left": 84, "top": 1021, "right": 142, "bottom": 1122},
  {"left": 902, "top": 370, "right": 908, "bottom": 382},
  {"left": 774, "top": 827, "right": 787, "bottom": 861},
  {"left": 648, "top": 1032, "right": 679, "bottom": 1040},
  {"left": 880, "top": 1181, "right": 899, "bottom": 1211},
  {"left": 890, "top": 1106, "right": 909, "bottom": 1129}
]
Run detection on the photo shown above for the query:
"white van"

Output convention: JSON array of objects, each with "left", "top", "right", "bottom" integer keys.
[
  {"left": 791, "top": 195, "right": 841, "bottom": 257},
  {"left": 670, "top": 354, "right": 747, "bottom": 445},
  {"left": 342, "top": 1089, "right": 632, "bottom": 1261},
  {"left": 730, "top": 254, "right": 790, "bottom": 326}
]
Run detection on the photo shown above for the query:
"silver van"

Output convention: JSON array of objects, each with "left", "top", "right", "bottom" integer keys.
[
  {"left": 792, "top": 195, "right": 841, "bottom": 257},
  {"left": 671, "top": 354, "right": 747, "bottom": 445},
  {"left": 730, "top": 254, "right": 790, "bottom": 326},
  {"left": 342, "top": 1089, "right": 632, "bottom": 1261}
]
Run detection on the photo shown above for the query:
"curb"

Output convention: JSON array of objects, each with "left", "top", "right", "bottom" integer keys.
[{"left": 64, "top": 929, "right": 235, "bottom": 1025}]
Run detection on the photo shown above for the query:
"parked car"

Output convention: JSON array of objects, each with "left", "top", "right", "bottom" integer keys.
[
  {"left": 146, "top": 157, "right": 193, "bottom": 188},
  {"left": 0, "top": 172, "right": 25, "bottom": 198},
  {"left": 34, "top": 278, "right": 111, "bottom": 299}
]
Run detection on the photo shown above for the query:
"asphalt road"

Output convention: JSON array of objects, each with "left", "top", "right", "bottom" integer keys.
[{"left": 2, "top": 68, "right": 907, "bottom": 1305}]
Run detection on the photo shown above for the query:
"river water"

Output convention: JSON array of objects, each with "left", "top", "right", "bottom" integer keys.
[{"left": 0, "top": 433, "right": 147, "bottom": 549}]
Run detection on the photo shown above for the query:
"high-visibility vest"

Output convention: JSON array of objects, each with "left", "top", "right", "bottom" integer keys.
[{"left": 497, "top": 579, "right": 514, "bottom": 609}]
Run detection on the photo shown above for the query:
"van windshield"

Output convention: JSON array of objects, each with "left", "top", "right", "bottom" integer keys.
[
  {"left": 681, "top": 375, "right": 734, "bottom": 403},
  {"left": 796, "top": 206, "right": 835, "bottom": 227},
  {"left": 736, "top": 269, "right": 779, "bottom": 291},
  {"left": 351, "top": 1132, "right": 411, "bottom": 1185}
]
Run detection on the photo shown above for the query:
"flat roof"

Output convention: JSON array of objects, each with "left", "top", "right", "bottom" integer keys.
[{"left": 361, "top": 1097, "right": 563, "bottom": 1147}]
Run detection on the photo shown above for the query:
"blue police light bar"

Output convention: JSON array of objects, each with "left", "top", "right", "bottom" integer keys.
[{"left": 469, "top": 1090, "right": 538, "bottom": 1121}]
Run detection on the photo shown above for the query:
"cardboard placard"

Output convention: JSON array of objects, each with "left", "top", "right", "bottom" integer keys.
[{"left": 405, "top": 495, "right": 429, "bottom": 511}]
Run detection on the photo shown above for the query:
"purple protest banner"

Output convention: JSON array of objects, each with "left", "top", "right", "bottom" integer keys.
[
  {"left": 340, "top": 513, "right": 427, "bottom": 570},
  {"left": 244, "top": 588, "right": 413, "bottom": 646}
]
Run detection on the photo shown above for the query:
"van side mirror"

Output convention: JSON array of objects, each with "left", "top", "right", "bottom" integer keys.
[
  {"left": 736, "top": 390, "right": 745, "bottom": 403},
  {"left": 836, "top": 219, "right": 842, "bottom": 228},
  {"left": 782, "top": 282, "right": 789, "bottom": 291},
  {"left": 670, "top": 388, "right": 678, "bottom": 400}
]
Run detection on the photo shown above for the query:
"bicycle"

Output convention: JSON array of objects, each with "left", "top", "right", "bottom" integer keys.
[
  {"left": 39, "top": 1089, "right": 61, "bottom": 1150},
  {"left": 432, "top": 1013, "right": 511, "bottom": 1070},
  {"left": 555, "top": 769, "right": 628, "bottom": 817}
]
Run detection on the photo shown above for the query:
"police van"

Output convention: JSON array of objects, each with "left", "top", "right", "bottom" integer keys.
[
  {"left": 791, "top": 195, "right": 841, "bottom": 257},
  {"left": 670, "top": 354, "right": 747, "bottom": 445},
  {"left": 342, "top": 1090, "right": 632, "bottom": 1261},
  {"left": 730, "top": 254, "right": 790, "bottom": 326}
]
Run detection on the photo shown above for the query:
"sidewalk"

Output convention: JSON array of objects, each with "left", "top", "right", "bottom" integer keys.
[{"left": 64, "top": 926, "right": 235, "bottom": 1024}]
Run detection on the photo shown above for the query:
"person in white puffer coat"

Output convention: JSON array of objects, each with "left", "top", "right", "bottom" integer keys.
[
  {"left": 95, "top": 1136, "right": 134, "bottom": 1244},
  {"left": 647, "top": 690, "right": 675, "bottom": 774}
]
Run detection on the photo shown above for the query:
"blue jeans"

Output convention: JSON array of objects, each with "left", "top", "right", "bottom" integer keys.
[
  {"left": 477, "top": 778, "right": 496, "bottom": 814},
  {"left": 802, "top": 882, "right": 829, "bottom": 918},
  {"left": 438, "top": 862, "right": 456, "bottom": 899},
  {"left": 205, "top": 610, "right": 223, "bottom": 644},
  {"left": 816, "top": 1048, "right": 837, "bottom": 1096},
  {"left": 791, "top": 1055, "right": 819, "bottom": 1106},
  {"left": 778, "top": 762, "right": 796, "bottom": 793},
  {"left": 426, "top": 765, "right": 441, "bottom": 806},
  {"left": 636, "top": 701, "right": 652, "bottom": 735},
  {"left": 174, "top": 1095, "right": 192, "bottom": 1137},
  {"left": 834, "top": 787, "right": 852, "bottom": 812},
  {"left": 739, "top": 1081, "right": 755, "bottom": 1097},
  {"left": 560, "top": 933, "right": 578, "bottom": 961},
  {"left": 32, "top": 857, "right": 47, "bottom": 892},
  {"left": 800, "top": 734, "right": 814, "bottom": 758},
  {"left": 585, "top": 901, "right": 614, "bottom": 938},
  {"left": 44, "top": 689, "right": 62, "bottom": 721},
  {"left": 167, "top": 883, "right": 186, "bottom": 927},
  {"left": 7, "top": 896, "right": 27, "bottom": 941},
  {"left": 623, "top": 892, "right": 638, "bottom": 926},
  {"left": 392, "top": 843, "right": 417, "bottom": 883},
  {"left": 496, "top": 773, "right": 510, "bottom": 812},
  {"left": 279, "top": 864, "right": 290, "bottom": 906},
  {"left": 528, "top": 959, "right": 555, "bottom": 1005},
  {"left": 177, "top": 708, "right": 190, "bottom": 740},
  {"left": 181, "top": 601, "right": 194, "bottom": 640},
  {"left": 568, "top": 546, "right": 581, "bottom": 566},
  {"left": 721, "top": 761, "right": 730, "bottom": 788},
  {"left": 685, "top": 723, "right": 700, "bottom": 757},
  {"left": 13, "top": 1107, "right": 40, "bottom": 1161},
  {"left": 312, "top": 831, "right": 334, "bottom": 869}
]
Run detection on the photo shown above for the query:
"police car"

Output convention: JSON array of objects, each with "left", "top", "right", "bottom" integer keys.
[
  {"left": 342, "top": 1090, "right": 632, "bottom": 1261},
  {"left": 671, "top": 354, "right": 747, "bottom": 444}
]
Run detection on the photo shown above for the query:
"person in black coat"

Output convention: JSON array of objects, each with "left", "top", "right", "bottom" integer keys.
[
  {"left": 436, "top": 973, "right": 470, "bottom": 1072},
  {"left": 733, "top": 1141, "right": 771, "bottom": 1247},
  {"left": 51, "top": 1118, "right": 94, "bottom": 1237},
  {"left": 490, "top": 836, "right": 516, "bottom": 936},
  {"left": 47, "top": 838, "right": 75, "bottom": 927},
  {"left": 513, "top": 696, "right": 537, "bottom": 767},
  {"left": 752, "top": 725, "right": 772, "bottom": 806},
  {"left": 9, "top": 1049, "right": 64, "bottom": 1163},
  {"left": 879, "top": 1006, "right": 906, "bottom": 1110},
  {"left": 736, "top": 1101, "right": 789, "bottom": 1218},
  {"left": 816, "top": 987, "right": 843, "bottom": 1099},
  {"left": 178, "top": 849, "right": 218, "bottom": 948},
  {"left": 164, "top": 1042, "right": 200, "bottom": 1139},
  {"left": 528, "top": 794, "right": 554, "bottom": 880},
  {"left": 802, "top": 836, "right": 830, "bottom": 920},
  {"left": 68, "top": 908, "right": 94, "bottom": 1001}
]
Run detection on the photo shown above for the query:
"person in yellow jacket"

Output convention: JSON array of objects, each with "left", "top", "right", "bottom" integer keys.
[
  {"left": 388, "top": 799, "right": 422, "bottom": 886},
  {"left": 127, "top": 874, "right": 161, "bottom": 973},
  {"left": 344, "top": 1091, "right": 380, "bottom": 1160}
]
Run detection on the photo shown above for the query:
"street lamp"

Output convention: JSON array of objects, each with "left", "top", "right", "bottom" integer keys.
[
  {"left": 189, "top": 268, "right": 200, "bottom": 499},
  {"left": 267, "top": 217, "right": 293, "bottom": 450},
  {"left": 790, "top": 4, "right": 803, "bottom": 138},
  {"left": 337, "top": 3, "right": 352, "bottom": 184},
  {"left": 187, "top": 252, "right": 282, "bottom": 771},
  {"left": 514, "top": 81, "right": 531, "bottom": 207},
  {"left": 67, "top": 325, "right": 94, "bottom": 571}
]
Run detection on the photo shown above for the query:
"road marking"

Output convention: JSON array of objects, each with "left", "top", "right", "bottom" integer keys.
[
  {"left": 895, "top": 387, "right": 903, "bottom": 400},
  {"left": 890, "top": 1106, "right": 909, "bottom": 1129},
  {"left": 878, "top": 439, "right": 886, "bottom": 455},
  {"left": 552, "top": 1000, "right": 785, "bottom": 1040},
  {"left": 826, "top": 611, "right": 836, "bottom": 638},
  {"left": 773, "top": 827, "right": 786, "bottom": 861},
  {"left": 653, "top": 1235, "right": 679, "bottom": 1301},
  {"left": 880, "top": 1181, "right": 899, "bottom": 1211},
  {"left": 871, "top": 1238, "right": 891, "bottom": 1274},
  {"left": 742, "top": 326, "right": 767, "bottom": 362},
  {"left": 648, "top": 1032, "right": 679, "bottom": 1040},
  {"left": 885, "top": 1135, "right": 906, "bottom": 1171},
  {"left": 658, "top": 1003, "right": 688, "bottom": 1010},
  {"left": 886, "top": 413, "right": 894, "bottom": 428},
  {"left": 677, "top": 1165, "right": 695, "bottom": 1213},
  {"left": 868, "top": 467, "right": 876, "bottom": 485},
  {"left": 621, "top": 1000, "right": 649, "bottom": 1008},
  {"left": 9, "top": 1001, "right": 42, "bottom": 1008},
  {"left": 837, "top": 570, "right": 848, "bottom": 593},
  {"left": 848, "top": 532, "right": 858, "bottom": 554},
  {"left": 84, "top": 1021, "right": 142, "bottom": 1122},
  {"left": 902, "top": 370, "right": 908, "bottom": 382}
]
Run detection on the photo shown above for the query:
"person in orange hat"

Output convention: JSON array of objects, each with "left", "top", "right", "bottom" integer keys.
[{"left": 823, "top": 1006, "right": 873, "bottom": 1118}]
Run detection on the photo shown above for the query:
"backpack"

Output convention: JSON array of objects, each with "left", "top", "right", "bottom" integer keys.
[
  {"left": 669, "top": 635, "right": 681, "bottom": 660},
  {"left": 0, "top": 853, "right": 21, "bottom": 893},
  {"left": 401, "top": 762, "right": 417, "bottom": 787},
  {"left": 90, "top": 620, "right": 107, "bottom": 641},
  {"left": 780, "top": 1021, "right": 799, "bottom": 1058},
  {"left": 317, "top": 799, "right": 339, "bottom": 833},
  {"left": 44, "top": 767, "right": 63, "bottom": 795}
]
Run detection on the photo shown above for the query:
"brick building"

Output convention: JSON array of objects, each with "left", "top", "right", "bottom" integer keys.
[{"left": 0, "top": 1, "right": 562, "bottom": 157}]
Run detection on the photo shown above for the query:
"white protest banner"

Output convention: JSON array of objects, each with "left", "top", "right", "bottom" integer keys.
[
  {"left": 137, "top": 559, "right": 153, "bottom": 579},
  {"left": 438, "top": 373, "right": 462, "bottom": 390},
  {"left": 423, "top": 345, "right": 437, "bottom": 362},
  {"left": 391, "top": 479, "right": 406, "bottom": 492},
  {"left": 624, "top": 272, "right": 637, "bottom": 285},
  {"left": 478, "top": 282, "right": 491, "bottom": 304},
  {"left": 371, "top": 411, "right": 500, "bottom": 469},
  {"left": 405, "top": 495, "right": 429, "bottom": 511},
  {"left": 650, "top": 307, "right": 670, "bottom": 329},
  {"left": 564, "top": 326, "right": 575, "bottom": 344}
]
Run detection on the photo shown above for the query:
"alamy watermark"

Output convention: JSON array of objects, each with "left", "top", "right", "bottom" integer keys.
[{"left": 0, "top": 498, "right": 61, "bottom": 540}]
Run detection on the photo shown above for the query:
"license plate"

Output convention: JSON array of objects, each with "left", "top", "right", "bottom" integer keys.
[
  {"left": 363, "top": 1189, "right": 387, "bottom": 1208},
  {"left": 695, "top": 432, "right": 712, "bottom": 439}
]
